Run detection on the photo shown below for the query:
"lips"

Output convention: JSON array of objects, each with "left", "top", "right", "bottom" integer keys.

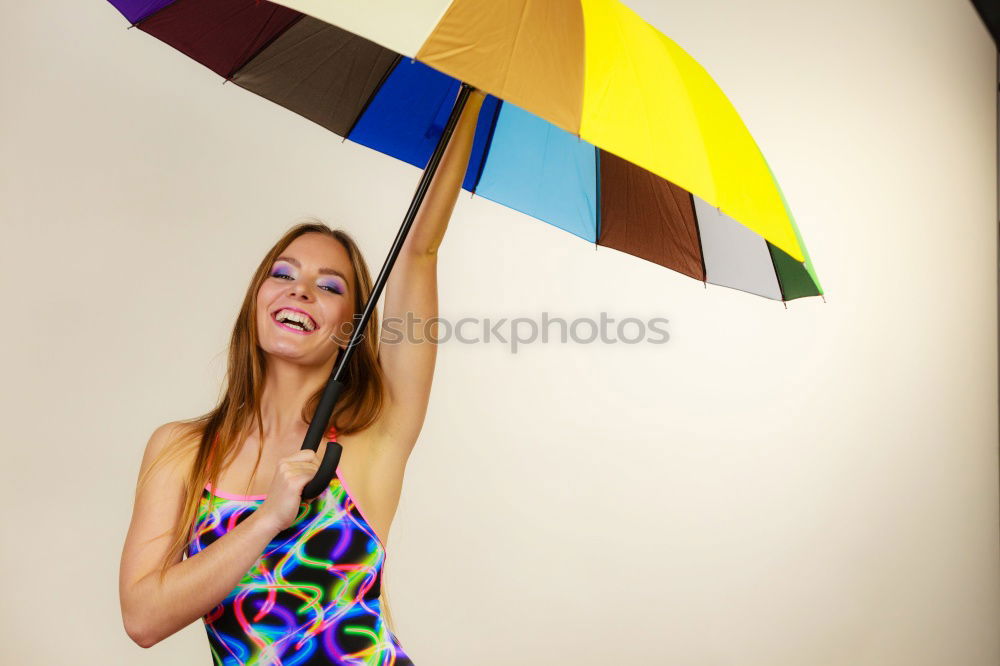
[{"left": 270, "top": 306, "right": 318, "bottom": 334}]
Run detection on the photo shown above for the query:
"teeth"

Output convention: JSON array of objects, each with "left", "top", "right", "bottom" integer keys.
[{"left": 275, "top": 309, "right": 316, "bottom": 331}]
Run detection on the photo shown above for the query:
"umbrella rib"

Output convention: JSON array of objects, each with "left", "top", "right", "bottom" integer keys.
[
  {"left": 765, "top": 242, "right": 787, "bottom": 303},
  {"left": 499, "top": 0, "right": 531, "bottom": 96},
  {"left": 226, "top": 9, "right": 305, "bottom": 81},
  {"left": 341, "top": 53, "right": 403, "bottom": 141},
  {"left": 468, "top": 97, "right": 503, "bottom": 196},
  {"left": 688, "top": 191, "right": 707, "bottom": 283},
  {"left": 594, "top": 145, "right": 602, "bottom": 244}
]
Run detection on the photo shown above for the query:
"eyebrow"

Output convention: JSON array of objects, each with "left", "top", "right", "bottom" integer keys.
[{"left": 274, "top": 256, "right": 349, "bottom": 285}]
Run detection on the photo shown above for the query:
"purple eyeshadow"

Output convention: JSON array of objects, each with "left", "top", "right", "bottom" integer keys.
[
  {"left": 320, "top": 280, "right": 344, "bottom": 293},
  {"left": 271, "top": 263, "right": 343, "bottom": 293}
]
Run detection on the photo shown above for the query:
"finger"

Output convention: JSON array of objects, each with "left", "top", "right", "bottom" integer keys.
[
  {"left": 286, "top": 450, "right": 318, "bottom": 464},
  {"left": 288, "top": 459, "right": 321, "bottom": 472},
  {"left": 291, "top": 463, "right": 321, "bottom": 479}
]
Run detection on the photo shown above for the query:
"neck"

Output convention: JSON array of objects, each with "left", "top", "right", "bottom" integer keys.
[{"left": 254, "top": 354, "right": 335, "bottom": 440}]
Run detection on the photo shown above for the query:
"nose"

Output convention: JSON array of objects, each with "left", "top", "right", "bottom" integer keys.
[{"left": 288, "top": 282, "right": 315, "bottom": 301}]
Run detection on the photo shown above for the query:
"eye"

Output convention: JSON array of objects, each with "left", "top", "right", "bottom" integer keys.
[
  {"left": 320, "top": 284, "right": 344, "bottom": 295},
  {"left": 271, "top": 270, "right": 293, "bottom": 280}
]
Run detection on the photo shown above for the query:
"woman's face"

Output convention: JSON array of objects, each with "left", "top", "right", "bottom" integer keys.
[{"left": 256, "top": 233, "right": 355, "bottom": 366}]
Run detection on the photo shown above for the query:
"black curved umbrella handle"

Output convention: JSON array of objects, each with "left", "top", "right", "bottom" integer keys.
[
  {"left": 300, "top": 377, "right": 345, "bottom": 501},
  {"left": 301, "top": 438, "right": 342, "bottom": 501}
]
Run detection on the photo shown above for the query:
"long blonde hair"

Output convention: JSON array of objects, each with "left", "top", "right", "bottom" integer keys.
[{"left": 136, "top": 217, "right": 402, "bottom": 633}]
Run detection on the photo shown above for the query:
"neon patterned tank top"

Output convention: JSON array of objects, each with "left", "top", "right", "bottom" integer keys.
[{"left": 187, "top": 426, "right": 415, "bottom": 665}]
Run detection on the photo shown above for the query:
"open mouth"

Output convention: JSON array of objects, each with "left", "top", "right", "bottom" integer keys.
[{"left": 271, "top": 307, "right": 317, "bottom": 334}]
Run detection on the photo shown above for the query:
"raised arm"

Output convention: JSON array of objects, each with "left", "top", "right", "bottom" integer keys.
[
  {"left": 118, "top": 422, "right": 284, "bottom": 648},
  {"left": 372, "top": 88, "right": 485, "bottom": 453}
]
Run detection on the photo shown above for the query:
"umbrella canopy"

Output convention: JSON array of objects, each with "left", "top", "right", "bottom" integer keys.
[{"left": 109, "top": 0, "right": 823, "bottom": 303}]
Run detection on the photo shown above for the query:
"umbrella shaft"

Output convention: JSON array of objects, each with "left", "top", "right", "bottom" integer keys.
[
  {"left": 301, "top": 81, "right": 475, "bottom": 466},
  {"left": 332, "top": 81, "right": 475, "bottom": 382}
]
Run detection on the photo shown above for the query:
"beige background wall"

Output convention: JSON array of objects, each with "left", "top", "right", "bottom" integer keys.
[{"left": 1, "top": 0, "right": 996, "bottom": 664}]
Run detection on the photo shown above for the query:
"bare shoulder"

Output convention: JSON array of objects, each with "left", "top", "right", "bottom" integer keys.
[
  {"left": 144, "top": 419, "right": 195, "bottom": 456},
  {"left": 137, "top": 420, "right": 200, "bottom": 487},
  {"left": 120, "top": 420, "right": 202, "bottom": 594}
]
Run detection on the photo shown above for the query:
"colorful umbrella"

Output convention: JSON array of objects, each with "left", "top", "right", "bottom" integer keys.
[{"left": 108, "top": 0, "right": 824, "bottom": 496}]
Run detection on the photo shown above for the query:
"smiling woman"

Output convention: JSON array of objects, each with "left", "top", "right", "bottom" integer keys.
[
  {"left": 117, "top": 87, "right": 487, "bottom": 664},
  {"left": 118, "top": 223, "right": 401, "bottom": 661}
]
